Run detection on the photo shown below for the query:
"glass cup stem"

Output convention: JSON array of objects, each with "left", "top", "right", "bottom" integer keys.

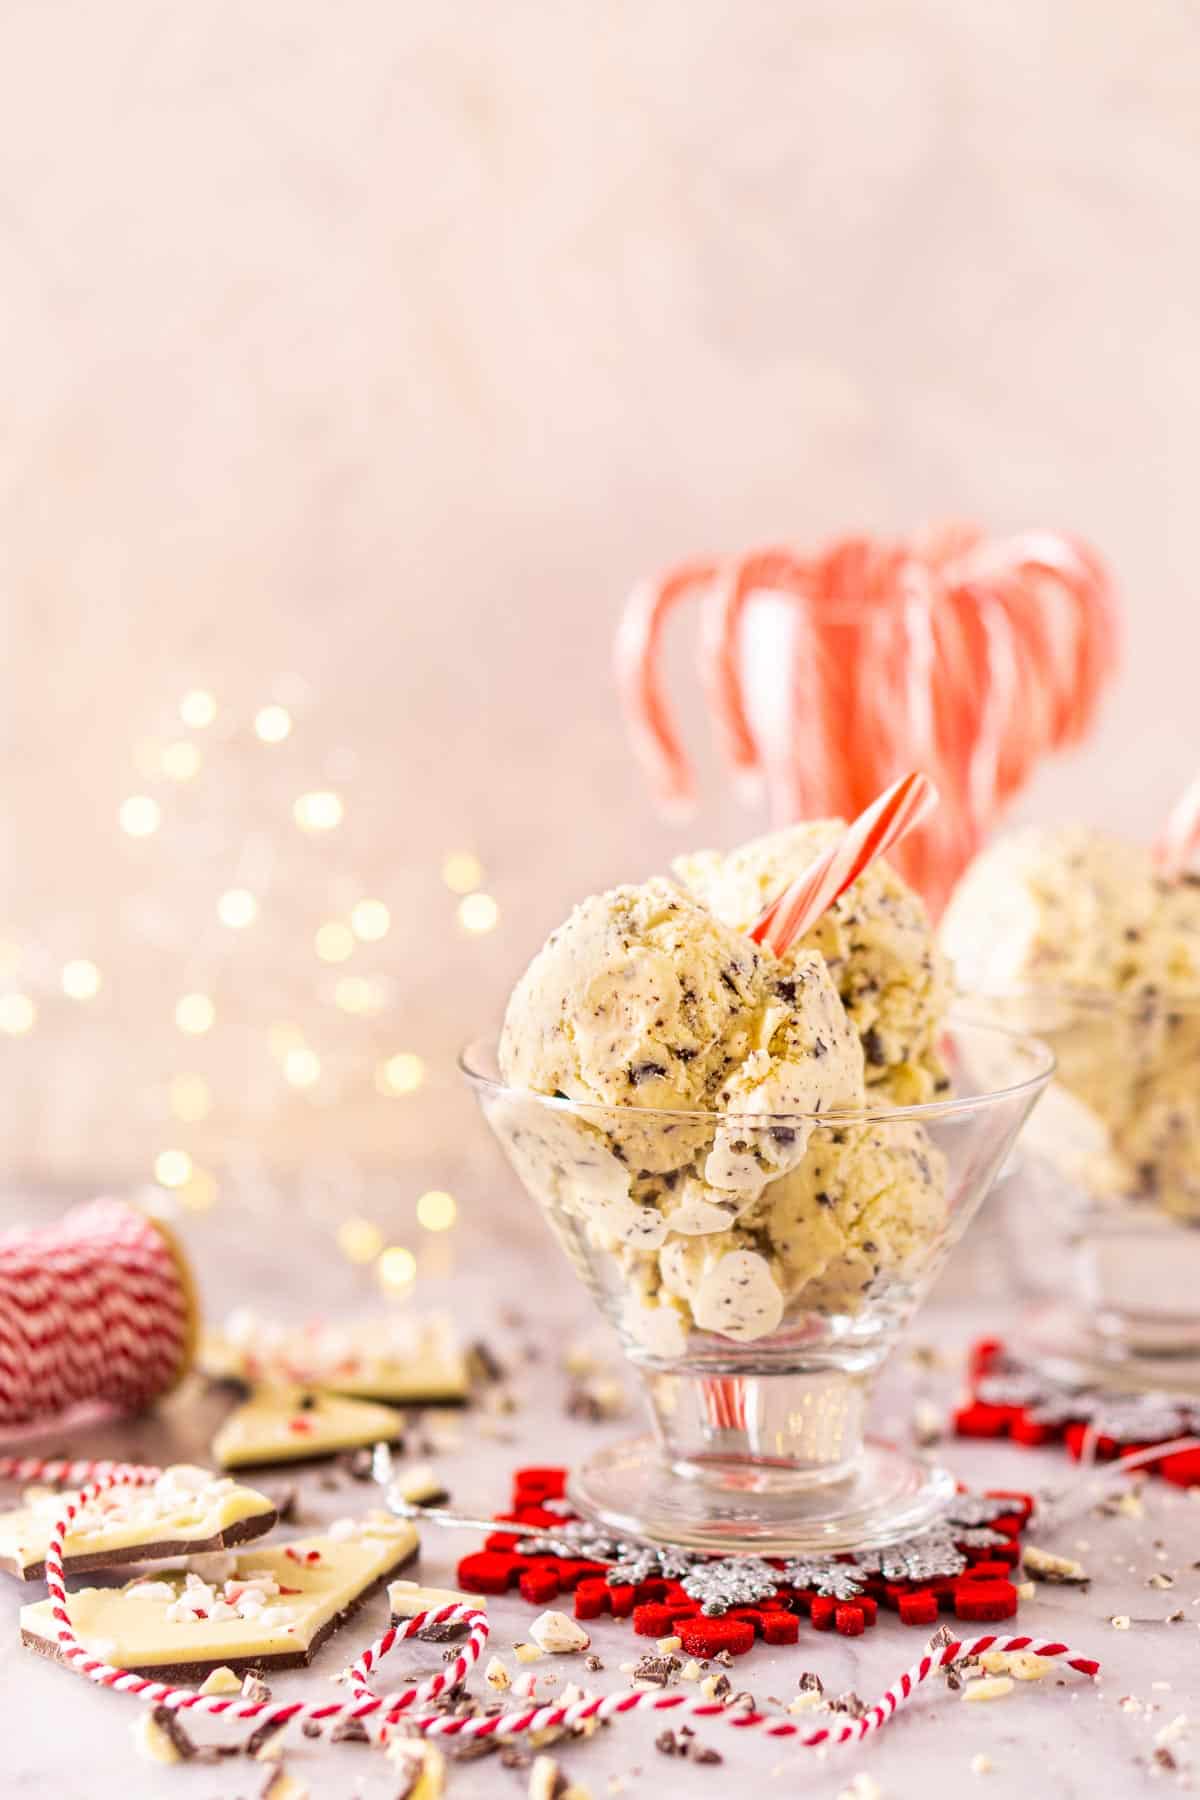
[{"left": 640, "top": 1366, "right": 870, "bottom": 1494}]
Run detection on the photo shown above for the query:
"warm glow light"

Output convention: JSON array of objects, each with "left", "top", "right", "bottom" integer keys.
[
  {"left": 284, "top": 1046, "right": 321, "bottom": 1088},
  {"left": 458, "top": 892, "right": 499, "bottom": 934},
  {"left": 154, "top": 1148, "right": 193, "bottom": 1189},
  {"left": 416, "top": 1189, "right": 457, "bottom": 1232},
  {"left": 217, "top": 888, "right": 258, "bottom": 929},
  {"left": 61, "top": 960, "right": 102, "bottom": 1000},
  {"left": 378, "top": 1244, "right": 417, "bottom": 1293},
  {"left": 267, "top": 1022, "right": 305, "bottom": 1059},
  {"left": 180, "top": 690, "right": 217, "bottom": 728},
  {"left": 293, "top": 791, "right": 343, "bottom": 832},
  {"left": 337, "top": 1217, "right": 383, "bottom": 1264},
  {"left": 376, "top": 1052, "right": 424, "bottom": 1096},
  {"left": 175, "top": 993, "right": 215, "bottom": 1035},
  {"left": 180, "top": 1169, "right": 218, "bottom": 1213},
  {"left": 119, "top": 795, "right": 161, "bottom": 837},
  {"left": 350, "top": 899, "right": 390, "bottom": 941},
  {"left": 254, "top": 705, "right": 293, "bottom": 744},
  {"left": 0, "top": 994, "right": 36, "bottom": 1035},
  {"left": 442, "top": 851, "right": 483, "bottom": 894},
  {"left": 161, "top": 741, "right": 201, "bottom": 781},
  {"left": 170, "top": 1074, "right": 211, "bottom": 1122},
  {"left": 315, "top": 921, "right": 355, "bottom": 963},
  {"left": 334, "top": 976, "right": 383, "bottom": 1015}
]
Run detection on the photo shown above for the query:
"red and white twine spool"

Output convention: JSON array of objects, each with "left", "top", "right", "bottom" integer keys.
[
  {"left": 750, "top": 771, "right": 939, "bottom": 956},
  {"left": 9, "top": 1454, "right": 1101, "bottom": 1756},
  {"left": 0, "top": 1201, "right": 196, "bottom": 1428}
]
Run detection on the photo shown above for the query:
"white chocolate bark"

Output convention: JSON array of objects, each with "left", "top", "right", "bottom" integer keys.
[
  {"left": 0, "top": 1465, "right": 276, "bottom": 1581},
  {"left": 201, "top": 1311, "right": 467, "bottom": 1403},
  {"left": 20, "top": 1520, "right": 417, "bottom": 1672},
  {"left": 212, "top": 1388, "right": 404, "bottom": 1468}
]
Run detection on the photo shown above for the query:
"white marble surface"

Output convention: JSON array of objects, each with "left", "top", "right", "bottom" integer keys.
[{"left": 0, "top": 1203, "right": 1196, "bottom": 1800}]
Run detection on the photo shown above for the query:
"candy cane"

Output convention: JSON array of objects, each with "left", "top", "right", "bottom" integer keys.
[
  {"left": 13, "top": 1455, "right": 1100, "bottom": 1757},
  {"left": 750, "top": 772, "right": 939, "bottom": 956},
  {"left": 1156, "top": 769, "right": 1200, "bottom": 881},
  {"left": 613, "top": 558, "right": 721, "bottom": 813},
  {"left": 616, "top": 525, "right": 1116, "bottom": 913}
]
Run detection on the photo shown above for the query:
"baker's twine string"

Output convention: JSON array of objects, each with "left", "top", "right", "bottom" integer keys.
[
  {"left": 0, "top": 1201, "right": 188, "bottom": 1427},
  {"left": 6, "top": 1457, "right": 1101, "bottom": 1752}
]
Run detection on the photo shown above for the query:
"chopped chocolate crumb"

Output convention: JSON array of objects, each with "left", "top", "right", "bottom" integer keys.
[
  {"left": 447, "top": 1736, "right": 501, "bottom": 1761},
  {"left": 630, "top": 1061, "right": 668, "bottom": 1085},
  {"left": 343, "top": 1447, "right": 375, "bottom": 1482},
  {"left": 300, "top": 1720, "right": 322, "bottom": 1740},
  {"left": 466, "top": 1339, "right": 505, "bottom": 1385},
  {"left": 632, "top": 1653, "right": 682, "bottom": 1687},
  {"left": 329, "top": 1715, "right": 372, "bottom": 1745},
  {"left": 862, "top": 1027, "right": 887, "bottom": 1066},
  {"left": 691, "top": 1743, "right": 723, "bottom": 1764},
  {"left": 244, "top": 1716, "right": 288, "bottom": 1758},
  {"left": 714, "top": 1649, "right": 734, "bottom": 1668},
  {"left": 150, "top": 1705, "right": 199, "bottom": 1761},
  {"left": 798, "top": 1671, "right": 824, "bottom": 1694},
  {"left": 584, "top": 1654, "right": 604, "bottom": 1673},
  {"left": 656, "top": 1729, "right": 683, "bottom": 1756},
  {"left": 830, "top": 1691, "right": 867, "bottom": 1719},
  {"left": 241, "top": 1672, "right": 272, "bottom": 1704}
]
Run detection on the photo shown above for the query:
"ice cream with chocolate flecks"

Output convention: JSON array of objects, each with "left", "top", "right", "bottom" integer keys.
[
  {"left": 492, "top": 868, "right": 954, "bottom": 1344},
  {"left": 942, "top": 825, "right": 1200, "bottom": 1220},
  {"left": 675, "top": 822, "right": 952, "bottom": 1105},
  {"left": 498, "top": 878, "right": 863, "bottom": 1190}
]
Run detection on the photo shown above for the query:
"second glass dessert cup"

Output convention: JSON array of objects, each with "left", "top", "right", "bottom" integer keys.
[
  {"left": 462, "top": 1017, "right": 1052, "bottom": 1554},
  {"left": 984, "top": 987, "right": 1200, "bottom": 1389}
]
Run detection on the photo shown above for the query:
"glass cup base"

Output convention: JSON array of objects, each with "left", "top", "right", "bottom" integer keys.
[
  {"left": 567, "top": 1433, "right": 956, "bottom": 1555},
  {"left": 1024, "top": 1300, "right": 1200, "bottom": 1394}
]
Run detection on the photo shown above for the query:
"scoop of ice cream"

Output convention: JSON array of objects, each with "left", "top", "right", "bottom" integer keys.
[
  {"left": 752, "top": 1112, "right": 948, "bottom": 1315},
  {"left": 499, "top": 878, "right": 863, "bottom": 1189},
  {"left": 941, "top": 826, "right": 1168, "bottom": 996},
  {"left": 676, "top": 823, "right": 952, "bottom": 1104},
  {"left": 942, "top": 826, "right": 1200, "bottom": 1221}
]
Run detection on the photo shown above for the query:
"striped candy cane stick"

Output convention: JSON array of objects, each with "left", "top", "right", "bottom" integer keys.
[
  {"left": 750, "top": 771, "right": 939, "bottom": 957},
  {"left": 12, "top": 1455, "right": 1100, "bottom": 1752},
  {"left": 1156, "top": 768, "right": 1200, "bottom": 882}
]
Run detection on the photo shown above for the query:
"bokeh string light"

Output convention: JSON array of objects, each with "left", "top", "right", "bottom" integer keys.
[{"left": 0, "top": 682, "right": 499, "bottom": 1283}]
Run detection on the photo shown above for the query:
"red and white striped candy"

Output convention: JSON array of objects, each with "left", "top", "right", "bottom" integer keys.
[
  {"left": 750, "top": 771, "right": 939, "bottom": 957},
  {"left": 1156, "top": 768, "right": 1200, "bottom": 882},
  {"left": 4, "top": 1453, "right": 1100, "bottom": 1758}
]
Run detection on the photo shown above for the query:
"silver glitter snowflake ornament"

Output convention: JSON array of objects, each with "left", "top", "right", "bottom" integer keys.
[
  {"left": 850, "top": 1528, "right": 968, "bottom": 1585},
  {"left": 777, "top": 1556, "right": 869, "bottom": 1601},
  {"left": 680, "top": 1556, "right": 782, "bottom": 1616},
  {"left": 604, "top": 1544, "right": 702, "bottom": 1588}
]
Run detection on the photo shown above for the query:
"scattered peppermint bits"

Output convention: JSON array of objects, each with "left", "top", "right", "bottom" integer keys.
[{"left": 1111, "top": 1615, "right": 1132, "bottom": 1631}]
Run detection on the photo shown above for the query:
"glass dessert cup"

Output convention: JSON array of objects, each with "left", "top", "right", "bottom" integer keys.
[
  {"left": 981, "top": 988, "right": 1200, "bottom": 1390},
  {"left": 461, "top": 1017, "right": 1052, "bottom": 1554}
]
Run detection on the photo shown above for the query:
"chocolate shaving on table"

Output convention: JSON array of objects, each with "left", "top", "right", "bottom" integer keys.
[
  {"left": 632, "top": 1653, "right": 681, "bottom": 1687},
  {"left": 244, "top": 1714, "right": 288, "bottom": 1758},
  {"left": 466, "top": 1340, "right": 506, "bottom": 1385},
  {"left": 329, "top": 1715, "right": 371, "bottom": 1744},
  {"left": 241, "top": 1672, "right": 272, "bottom": 1704},
  {"left": 151, "top": 1705, "right": 200, "bottom": 1761}
]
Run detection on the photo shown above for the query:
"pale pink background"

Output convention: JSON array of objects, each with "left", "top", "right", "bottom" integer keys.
[{"left": 2, "top": 1, "right": 1198, "bottom": 1185}]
